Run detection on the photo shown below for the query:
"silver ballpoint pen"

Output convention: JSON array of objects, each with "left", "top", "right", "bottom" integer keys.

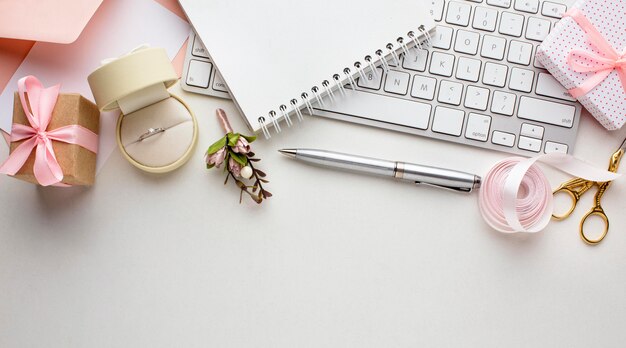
[{"left": 279, "top": 149, "right": 481, "bottom": 193}]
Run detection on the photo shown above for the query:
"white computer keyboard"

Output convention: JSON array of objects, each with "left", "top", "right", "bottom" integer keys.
[{"left": 181, "top": 0, "right": 581, "bottom": 156}]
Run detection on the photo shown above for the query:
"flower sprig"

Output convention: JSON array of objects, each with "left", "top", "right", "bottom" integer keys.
[{"left": 205, "top": 109, "right": 272, "bottom": 204}]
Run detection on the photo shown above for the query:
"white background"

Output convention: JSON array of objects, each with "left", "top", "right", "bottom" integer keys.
[{"left": 1, "top": 83, "right": 626, "bottom": 347}]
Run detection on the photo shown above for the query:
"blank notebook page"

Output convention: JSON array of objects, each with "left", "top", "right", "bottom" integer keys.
[{"left": 179, "top": 0, "right": 434, "bottom": 132}]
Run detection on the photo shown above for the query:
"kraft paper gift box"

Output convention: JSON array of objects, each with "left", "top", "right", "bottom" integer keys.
[
  {"left": 3, "top": 81, "right": 100, "bottom": 186},
  {"left": 536, "top": 0, "right": 626, "bottom": 130}
]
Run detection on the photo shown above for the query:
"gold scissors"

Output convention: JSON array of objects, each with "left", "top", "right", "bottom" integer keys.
[{"left": 552, "top": 137, "right": 625, "bottom": 245}]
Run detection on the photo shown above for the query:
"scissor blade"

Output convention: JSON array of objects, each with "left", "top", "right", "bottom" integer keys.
[{"left": 620, "top": 137, "right": 626, "bottom": 151}]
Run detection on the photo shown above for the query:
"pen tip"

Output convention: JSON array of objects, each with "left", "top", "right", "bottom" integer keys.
[{"left": 278, "top": 149, "right": 297, "bottom": 158}]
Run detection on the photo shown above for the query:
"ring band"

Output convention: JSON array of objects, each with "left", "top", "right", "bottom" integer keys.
[{"left": 138, "top": 127, "right": 165, "bottom": 142}]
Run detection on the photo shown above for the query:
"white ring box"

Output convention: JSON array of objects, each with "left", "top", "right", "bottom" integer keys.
[{"left": 88, "top": 47, "right": 198, "bottom": 173}]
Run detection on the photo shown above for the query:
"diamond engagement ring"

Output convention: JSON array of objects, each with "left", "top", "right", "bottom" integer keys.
[{"left": 138, "top": 127, "right": 165, "bottom": 142}]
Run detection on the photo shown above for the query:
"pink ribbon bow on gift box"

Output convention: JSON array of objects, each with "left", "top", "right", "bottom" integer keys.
[
  {"left": 0, "top": 76, "right": 98, "bottom": 186},
  {"left": 565, "top": 8, "right": 626, "bottom": 98}
]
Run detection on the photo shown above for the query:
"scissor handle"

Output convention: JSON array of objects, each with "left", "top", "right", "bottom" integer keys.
[
  {"left": 552, "top": 186, "right": 579, "bottom": 220},
  {"left": 580, "top": 206, "right": 609, "bottom": 245},
  {"left": 608, "top": 148, "right": 624, "bottom": 173}
]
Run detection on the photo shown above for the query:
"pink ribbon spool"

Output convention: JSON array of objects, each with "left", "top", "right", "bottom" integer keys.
[{"left": 479, "top": 153, "right": 621, "bottom": 233}]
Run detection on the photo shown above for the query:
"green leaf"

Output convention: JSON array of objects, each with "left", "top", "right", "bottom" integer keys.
[
  {"left": 227, "top": 132, "right": 240, "bottom": 147},
  {"left": 207, "top": 136, "right": 227, "bottom": 155},
  {"left": 207, "top": 163, "right": 215, "bottom": 169},
  {"left": 229, "top": 150, "right": 248, "bottom": 166},
  {"left": 241, "top": 134, "right": 257, "bottom": 143}
]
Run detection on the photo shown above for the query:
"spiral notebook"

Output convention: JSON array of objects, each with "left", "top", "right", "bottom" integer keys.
[{"left": 178, "top": 0, "right": 435, "bottom": 137}]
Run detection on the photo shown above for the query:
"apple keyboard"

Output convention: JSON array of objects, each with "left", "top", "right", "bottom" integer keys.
[{"left": 181, "top": 0, "right": 581, "bottom": 156}]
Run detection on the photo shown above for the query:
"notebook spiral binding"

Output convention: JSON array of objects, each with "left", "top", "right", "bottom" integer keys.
[{"left": 257, "top": 25, "right": 433, "bottom": 139}]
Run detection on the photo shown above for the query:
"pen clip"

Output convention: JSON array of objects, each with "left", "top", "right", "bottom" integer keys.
[{"left": 415, "top": 181, "right": 473, "bottom": 193}]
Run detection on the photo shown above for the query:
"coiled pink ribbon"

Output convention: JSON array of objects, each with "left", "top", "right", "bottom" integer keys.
[
  {"left": 479, "top": 153, "right": 621, "bottom": 233},
  {"left": 0, "top": 76, "right": 98, "bottom": 186},
  {"left": 564, "top": 8, "right": 626, "bottom": 98}
]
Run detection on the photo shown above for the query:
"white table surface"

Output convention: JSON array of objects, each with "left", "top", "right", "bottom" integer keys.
[{"left": 1, "top": 82, "right": 626, "bottom": 347}]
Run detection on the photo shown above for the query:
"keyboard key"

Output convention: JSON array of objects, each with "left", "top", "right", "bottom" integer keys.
[
  {"left": 518, "top": 136, "right": 542, "bottom": 152},
  {"left": 521, "top": 123, "right": 544, "bottom": 139},
  {"left": 429, "top": 0, "right": 446, "bottom": 21},
  {"left": 518, "top": 96, "right": 576, "bottom": 128},
  {"left": 432, "top": 106, "right": 465, "bottom": 136},
  {"left": 514, "top": 0, "right": 539, "bottom": 13},
  {"left": 481, "top": 35, "right": 506, "bottom": 60},
  {"left": 526, "top": 17, "right": 551, "bottom": 41},
  {"left": 431, "top": 26, "right": 454, "bottom": 49},
  {"left": 465, "top": 113, "right": 491, "bottom": 141},
  {"left": 533, "top": 55, "right": 545, "bottom": 69},
  {"left": 536, "top": 72, "right": 576, "bottom": 101},
  {"left": 454, "top": 30, "right": 480, "bottom": 55},
  {"left": 384, "top": 70, "right": 411, "bottom": 95},
  {"left": 483, "top": 62, "right": 508, "bottom": 87},
  {"left": 322, "top": 89, "right": 431, "bottom": 130},
  {"left": 491, "top": 90, "right": 516, "bottom": 115},
  {"left": 509, "top": 67, "right": 534, "bottom": 92},
  {"left": 507, "top": 40, "right": 533, "bottom": 65},
  {"left": 411, "top": 76, "right": 437, "bottom": 100},
  {"left": 456, "top": 57, "right": 482, "bottom": 82},
  {"left": 429, "top": 52, "right": 455, "bottom": 76},
  {"left": 499, "top": 12, "right": 524, "bottom": 37},
  {"left": 402, "top": 48, "right": 428, "bottom": 72},
  {"left": 473, "top": 6, "right": 498, "bottom": 32},
  {"left": 486, "top": 0, "right": 511, "bottom": 8},
  {"left": 357, "top": 68, "right": 384, "bottom": 90},
  {"left": 387, "top": 56, "right": 398, "bottom": 67},
  {"left": 446, "top": 1, "right": 472, "bottom": 26},
  {"left": 192, "top": 35, "right": 209, "bottom": 58},
  {"left": 186, "top": 60, "right": 212, "bottom": 88},
  {"left": 212, "top": 72, "right": 228, "bottom": 92},
  {"left": 438, "top": 80, "right": 464, "bottom": 105},
  {"left": 465, "top": 86, "right": 490, "bottom": 110},
  {"left": 542, "top": 2, "right": 567, "bottom": 18},
  {"left": 545, "top": 141, "right": 568, "bottom": 154},
  {"left": 492, "top": 131, "right": 516, "bottom": 147}
]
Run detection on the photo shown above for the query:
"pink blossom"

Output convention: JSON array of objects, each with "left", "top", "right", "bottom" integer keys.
[
  {"left": 232, "top": 137, "right": 251, "bottom": 154},
  {"left": 228, "top": 157, "right": 242, "bottom": 177},
  {"left": 206, "top": 147, "right": 226, "bottom": 167}
]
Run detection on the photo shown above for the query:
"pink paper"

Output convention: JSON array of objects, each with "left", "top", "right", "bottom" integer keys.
[
  {"left": 0, "top": 0, "right": 103, "bottom": 44},
  {"left": 0, "top": 0, "right": 187, "bottom": 92},
  {"left": 0, "top": 39, "right": 35, "bottom": 92}
]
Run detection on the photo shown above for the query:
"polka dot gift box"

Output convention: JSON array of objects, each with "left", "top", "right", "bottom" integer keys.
[{"left": 536, "top": 0, "right": 626, "bottom": 130}]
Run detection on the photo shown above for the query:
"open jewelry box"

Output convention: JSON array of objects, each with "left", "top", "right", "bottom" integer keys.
[{"left": 88, "top": 47, "right": 198, "bottom": 173}]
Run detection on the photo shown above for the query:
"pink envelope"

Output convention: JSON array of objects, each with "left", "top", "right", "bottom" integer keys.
[
  {"left": 0, "top": 0, "right": 104, "bottom": 44},
  {"left": 0, "top": 0, "right": 187, "bottom": 91}
]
